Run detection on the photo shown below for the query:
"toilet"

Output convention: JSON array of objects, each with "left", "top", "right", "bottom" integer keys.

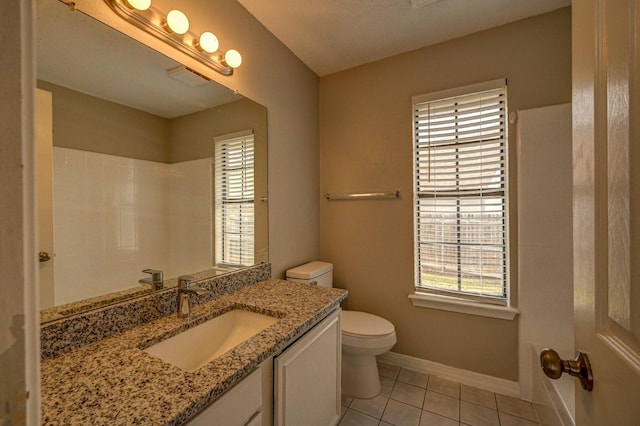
[{"left": 286, "top": 261, "right": 397, "bottom": 399}]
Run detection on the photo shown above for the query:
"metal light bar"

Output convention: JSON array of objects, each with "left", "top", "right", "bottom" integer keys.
[{"left": 104, "top": 0, "right": 234, "bottom": 76}]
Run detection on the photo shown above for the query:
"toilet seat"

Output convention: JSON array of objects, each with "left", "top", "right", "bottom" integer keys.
[
  {"left": 341, "top": 310, "right": 397, "bottom": 351},
  {"left": 341, "top": 310, "right": 395, "bottom": 338}
]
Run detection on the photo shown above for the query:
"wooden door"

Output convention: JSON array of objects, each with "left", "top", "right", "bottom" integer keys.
[{"left": 573, "top": 0, "right": 640, "bottom": 423}]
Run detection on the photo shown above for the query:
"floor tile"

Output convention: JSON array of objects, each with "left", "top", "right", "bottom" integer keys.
[
  {"left": 350, "top": 394, "right": 389, "bottom": 419},
  {"left": 428, "top": 376, "right": 460, "bottom": 398},
  {"left": 382, "top": 399, "right": 422, "bottom": 426},
  {"left": 342, "top": 363, "right": 543, "bottom": 426},
  {"left": 390, "top": 381, "right": 426, "bottom": 408},
  {"left": 380, "top": 376, "right": 395, "bottom": 397},
  {"left": 378, "top": 362, "right": 401, "bottom": 380},
  {"left": 499, "top": 411, "right": 540, "bottom": 426},
  {"left": 338, "top": 408, "right": 379, "bottom": 426},
  {"left": 420, "top": 410, "right": 460, "bottom": 426},
  {"left": 460, "top": 400, "right": 499, "bottom": 426},
  {"left": 496, "top": 394, "right": 538, "bottom": 422},
  {"left": 398, "top": 367, "right": 429, "bottom": 388},
  {"left": 423, "top": 390, "right": 460, "bottom": 420},
  {"left": 460, "top": 384, "right": 496, "bottom": 409}
]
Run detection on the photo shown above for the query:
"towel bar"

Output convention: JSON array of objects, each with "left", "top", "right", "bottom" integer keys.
[{"left": 324, "top": 191, "right": 399, "bottom": 201}]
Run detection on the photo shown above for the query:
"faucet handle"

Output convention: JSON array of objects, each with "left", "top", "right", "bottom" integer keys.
[
  {"left": 178, "top": 275, "right": 197, "bottom": 289},
  {"left": 142, "top": 269, "right": 163, "bottom": 289}
]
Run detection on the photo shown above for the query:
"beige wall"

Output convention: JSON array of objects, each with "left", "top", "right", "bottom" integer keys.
[
  {"left": 170, "top": 98, "right": 267, "bottom": 163},
  {"left": 38, "top": 81, "right": 266, "bottom": 166},
  {"left": 38, "top": 80, "right": 171, "bottom": 162},
  {"left": 319, "top": 8, "right": 571, "bottom": 380}
]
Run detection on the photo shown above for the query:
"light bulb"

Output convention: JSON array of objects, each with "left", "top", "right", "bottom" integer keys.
[
  {"left": 164, "top": 10, "right": 189, "bottom": 35},
  {"left": 197, "top": 32, "right": 219, "bottom": 53},
  {"left": 124, "top": 0, "right": 151, "bottom": 10},
  {"left": 224, "top": 49, "right": 242, "bottom": 68}
]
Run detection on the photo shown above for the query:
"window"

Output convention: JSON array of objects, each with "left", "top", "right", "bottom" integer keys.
[
  {"left": 214, "top": 130, "right": 255, "bottom": 267},
  {"left": 412, "top": 79, "right": 509, "bottom": 306}
]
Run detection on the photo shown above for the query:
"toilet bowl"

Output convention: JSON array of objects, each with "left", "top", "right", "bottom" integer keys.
[
  {"left": 341, "top": 310, "right": 397, "bottom": 398},
  {"left": 286, "top": 261, "right": 397, "bottom": 399}
]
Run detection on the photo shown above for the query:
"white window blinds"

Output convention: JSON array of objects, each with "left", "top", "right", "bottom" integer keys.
[
  {"left": 412, "top": 80, "right": 508, "bottom": 304},
  {"left": 214, "top": 131, "right": 255, "bottom": 267}
]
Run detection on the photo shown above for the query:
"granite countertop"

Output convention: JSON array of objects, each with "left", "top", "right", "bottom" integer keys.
[{"left": 41, "top": 279, "right": 347, "bottom": 425}]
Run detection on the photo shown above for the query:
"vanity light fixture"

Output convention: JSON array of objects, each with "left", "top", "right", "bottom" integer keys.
[
  {"left": 164, "top": 9, "right": 189, "bottom": 35},
  {"left": 123, "top": 0, "right": 151, "bottom": 11},
  {"left": 104, "top": 0, "right": 241, "bottom": 76},
  {"left": 223, "top": 49, "right": 243, "bottom": 69},
  {"left": 196, "top": 32, "right": 219, "bottom": 54}
]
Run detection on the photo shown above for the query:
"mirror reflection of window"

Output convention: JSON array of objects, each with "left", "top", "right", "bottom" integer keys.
[
  {"left": 214, "top": 130, "right": 255, "bottom": 267},
  {"left": 37, "top": 0, "right": 268, "bottom": 319}
]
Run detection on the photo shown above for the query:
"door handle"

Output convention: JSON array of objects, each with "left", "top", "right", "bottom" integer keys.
[
  {"left": 540, "top": 348, "right": 594, "bottom": 391},
  {"left": 39, "top": 251, "right": 51, "bottom": 263}
]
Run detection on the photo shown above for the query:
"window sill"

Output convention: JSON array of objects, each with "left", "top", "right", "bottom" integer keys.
[{"left": 408, "top": 293, "right": 519, "bottom": 320}]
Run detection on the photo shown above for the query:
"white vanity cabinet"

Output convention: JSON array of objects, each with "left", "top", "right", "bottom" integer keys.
[
  {"left": 187, "top": 308, "right": 341, "bottom": 426},
  {"left": 187, "top": 366, "right": 263, "bottom": 426},
  {"left": 274, "top": 309, "right": 342, "bottom": 426}
]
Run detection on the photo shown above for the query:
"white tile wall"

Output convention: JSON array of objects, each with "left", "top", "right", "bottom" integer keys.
[
  {"left": 53, "top": 148, "right": 212, "bottom": 305},
  {"left": 169, "top": 158, "right": 213, "bottom": 278}
]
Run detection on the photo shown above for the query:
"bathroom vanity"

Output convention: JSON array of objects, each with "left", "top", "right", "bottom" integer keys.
[
  {"left": 188, "top": 309, "right": 342, "bottom": 426},
  {"left": 40, "top": 267, "right": 347, "bottom": 425}
]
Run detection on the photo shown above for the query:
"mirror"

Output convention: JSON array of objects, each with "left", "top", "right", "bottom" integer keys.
[{"left": 36, "top": 0, "right": 268, "bottom": 322}]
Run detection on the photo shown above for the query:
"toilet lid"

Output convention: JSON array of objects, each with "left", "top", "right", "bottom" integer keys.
[{"left": 341, "top": 310, "right": 395, "bottom": 338}]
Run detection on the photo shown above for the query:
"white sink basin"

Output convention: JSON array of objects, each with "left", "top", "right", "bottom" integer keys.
[{"left": 144, "top": 309, "right": 279, "bottom": 372}]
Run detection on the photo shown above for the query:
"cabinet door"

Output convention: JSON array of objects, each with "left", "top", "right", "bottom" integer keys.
[
  {"left": 187, "top": 368, "right": 262, "bottom": 426},
  {"left": 274, "top": 309, "right": 341, "bottom": 426}
]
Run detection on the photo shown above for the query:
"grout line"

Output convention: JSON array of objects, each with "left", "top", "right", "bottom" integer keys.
[{"left": 341, "top": 364, "right": 543, "bottom": 426}]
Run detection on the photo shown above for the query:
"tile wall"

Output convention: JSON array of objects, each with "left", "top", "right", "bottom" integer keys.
[{"left": 53, "top": 147, "right": 212, "bottom": 304}]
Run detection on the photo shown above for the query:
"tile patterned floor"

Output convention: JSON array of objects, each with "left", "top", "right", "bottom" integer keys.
[{"left": 339, "top": 362, "right": 542, "bottom": 426}]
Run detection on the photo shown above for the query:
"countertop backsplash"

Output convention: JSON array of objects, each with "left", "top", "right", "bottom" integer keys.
[{"left": 40, "top": 263, "right": 272, "bottom": 360}]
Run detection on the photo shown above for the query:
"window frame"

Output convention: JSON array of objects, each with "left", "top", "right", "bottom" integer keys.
[
  {"left": 410, "top": 79, "right": 516, "bottom": 318},
  {"left": 214, "top": 130, "right": 255, "bottom": 268}
]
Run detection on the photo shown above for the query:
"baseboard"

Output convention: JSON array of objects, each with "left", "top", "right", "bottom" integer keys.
[{"left": 377, "top": 351, "right": 520, "bottom": 398}]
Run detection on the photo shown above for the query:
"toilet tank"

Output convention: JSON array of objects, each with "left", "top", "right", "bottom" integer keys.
[{"left": 286, "top": 261, "right": 333, "bottom": 287}]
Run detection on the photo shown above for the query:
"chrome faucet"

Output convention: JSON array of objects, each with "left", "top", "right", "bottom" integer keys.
[
  {"left": 139, "top": 269, "right": 163, "bottom": 290},
  {"left": 177, "top": 275, "right": 211, "bottom": 319}
]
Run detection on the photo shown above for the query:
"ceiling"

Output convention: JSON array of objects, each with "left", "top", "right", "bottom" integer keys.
[{"left": 237, "top": 0, "right": 571, "bottom": 76}]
